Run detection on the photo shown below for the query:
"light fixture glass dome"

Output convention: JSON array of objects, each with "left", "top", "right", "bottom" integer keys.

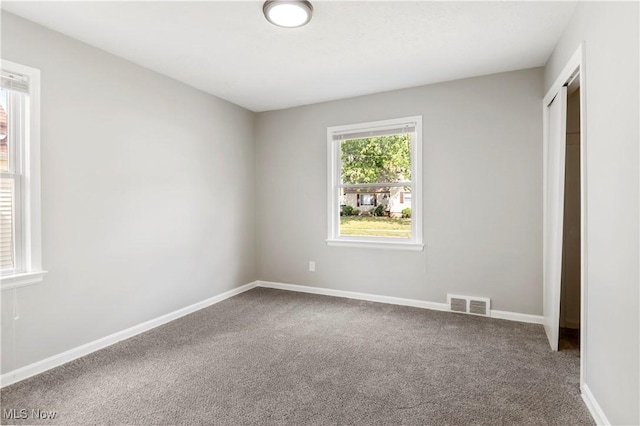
[{"left": 263, "top": 1, "right": 313, "bottom": 28}]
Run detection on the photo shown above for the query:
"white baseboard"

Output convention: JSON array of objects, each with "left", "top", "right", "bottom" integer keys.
[
  {"left": 581, "top": 384, "right": 611, "bottom": 425},
  {"left": 491, "top": 310, "right": 544, "bottom": 324},
  {"left": 0, "top": 281, "right": 259, "bottom": 388},
  {"left": 258, "top": 280, "right": 450, "bottom": 311},
  {"left": 257, "top": 281, "right": 544, "bottom": 324}
]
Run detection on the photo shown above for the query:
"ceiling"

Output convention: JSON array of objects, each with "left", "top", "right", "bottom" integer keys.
[{"left": 1, "top": 1, "right": 577, "bottom": 112}]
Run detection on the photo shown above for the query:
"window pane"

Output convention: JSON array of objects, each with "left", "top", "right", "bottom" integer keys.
[
  {"left": 0, "top": 89, "right": 7, "bottom": 173},
  {"left": 340, "top": 134, "right": 411, "bottom": 184},
  {"left": 0, "top": 177, "right": 15, "bottom": 270},
  {"left": 339, "top": 185, "right": 411, "bottom": 238}
]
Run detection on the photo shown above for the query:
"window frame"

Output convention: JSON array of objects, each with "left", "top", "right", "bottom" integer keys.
[
  {"left": 326, "top": 115, "right": 423, "bottom": 251},
  {"left": 1, "top": 59, "right": 46, "bottom": 289}
]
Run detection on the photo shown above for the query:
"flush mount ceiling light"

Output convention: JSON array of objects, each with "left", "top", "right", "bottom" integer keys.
[{"left": 263, "top": 1, "right": 313, "bottom": 28}]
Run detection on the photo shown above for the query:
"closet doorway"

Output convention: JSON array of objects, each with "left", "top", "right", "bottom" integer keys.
[{"left": 542, "top": 44, "right": 586, "bottom": 386}]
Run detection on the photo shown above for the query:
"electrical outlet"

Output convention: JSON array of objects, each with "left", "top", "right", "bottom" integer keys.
[{"left": 309, "top": 261, "right": 316, "bottom": 272}]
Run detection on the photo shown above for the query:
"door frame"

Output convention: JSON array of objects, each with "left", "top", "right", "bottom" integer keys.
[{"left": 542, "top": 43, "right": 587, "bottom": 388}]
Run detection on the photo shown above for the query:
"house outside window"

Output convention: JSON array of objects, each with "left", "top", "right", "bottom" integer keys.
[
  {"left": 327, "top": 116, "right": 423, "bottom": 250},
  {"left": 1, "top": 60, "right": 46, "bottom": 289}
]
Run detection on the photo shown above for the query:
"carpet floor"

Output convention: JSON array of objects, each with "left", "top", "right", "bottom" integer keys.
[{"left": 1, "top": 287, "right": 593, "bottom": 425}]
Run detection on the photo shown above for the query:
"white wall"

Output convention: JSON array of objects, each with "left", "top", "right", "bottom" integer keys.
[
  {"left": 544, "top": 2, "right": 639, "bottom": 424},
  {"left": 256, "top": 68, "right": 543, "bottom": 315},
  {"left": 0, "top": 13, "right": 257, "bottom": 373}
]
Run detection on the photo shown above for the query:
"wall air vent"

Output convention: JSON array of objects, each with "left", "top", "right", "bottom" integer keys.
[
  {"left": 449, "top": 297, "right": 467, "bottom": 313},
  {"left": 447, "top": 294, "right": 491, "bottom": 317}
]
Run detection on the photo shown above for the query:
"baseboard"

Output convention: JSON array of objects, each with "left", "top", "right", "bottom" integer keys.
[
  {"left": 257, "top": 281, "right": 544, "bottom": 324},
  {"left": 258, "top": 280, "right": 450, "bottom": 311},
  {"left": 0, "top": 281, "right": 259, "bottom": 388},
  {"left": 490, "top": 310, "right": 544, "bottom": 324},
  {"left": 581, "top": 384, "right": 611, "bottom": 425}
]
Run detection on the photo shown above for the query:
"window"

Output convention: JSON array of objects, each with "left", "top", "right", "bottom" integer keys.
[
  {"left": 358, "top": 194, "right": 375, "bottom": 207},
  {"left": 1, "top": 60, "right": 45, "bottom": 289},
  {"left": 327, "top": 116, "right": 423, "bottom": 250}
]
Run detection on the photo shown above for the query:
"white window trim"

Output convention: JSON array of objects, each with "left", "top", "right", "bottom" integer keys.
[
  {"left": 326, "top": 115, "right": 424, "bottom": 251},
  {"left": 1, "top": 59, "right": 46, "bottom": 290}
]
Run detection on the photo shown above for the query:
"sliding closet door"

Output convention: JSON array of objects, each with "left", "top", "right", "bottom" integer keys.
[{"left": 543, "top": 86, "right": 567, "bottom": 351}]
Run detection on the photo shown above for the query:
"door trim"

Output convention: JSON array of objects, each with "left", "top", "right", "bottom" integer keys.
[{"left": 542, "top": 43, "right": 587, "bottom": 388}]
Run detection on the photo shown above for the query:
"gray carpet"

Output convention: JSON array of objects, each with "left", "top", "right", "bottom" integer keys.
[{"left": 1, "top": 287, "right": 593, "bottom": 425}]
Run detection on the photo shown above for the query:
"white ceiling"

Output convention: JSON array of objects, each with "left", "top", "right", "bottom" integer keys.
[{"left": 2, "top": 1, "right": 577, "bottom": 112}]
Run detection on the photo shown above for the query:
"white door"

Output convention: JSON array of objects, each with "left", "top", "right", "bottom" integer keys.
[{"left": 543, "top": 86, "right": 568, "bottom": 351}]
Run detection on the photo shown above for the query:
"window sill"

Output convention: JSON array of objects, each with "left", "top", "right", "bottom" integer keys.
[
  {"left": 326, "top": 239, "right": 424, "bottom": 251},
  {"left": 1, "top": 271, "right": 48, "bottom": 290}
]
